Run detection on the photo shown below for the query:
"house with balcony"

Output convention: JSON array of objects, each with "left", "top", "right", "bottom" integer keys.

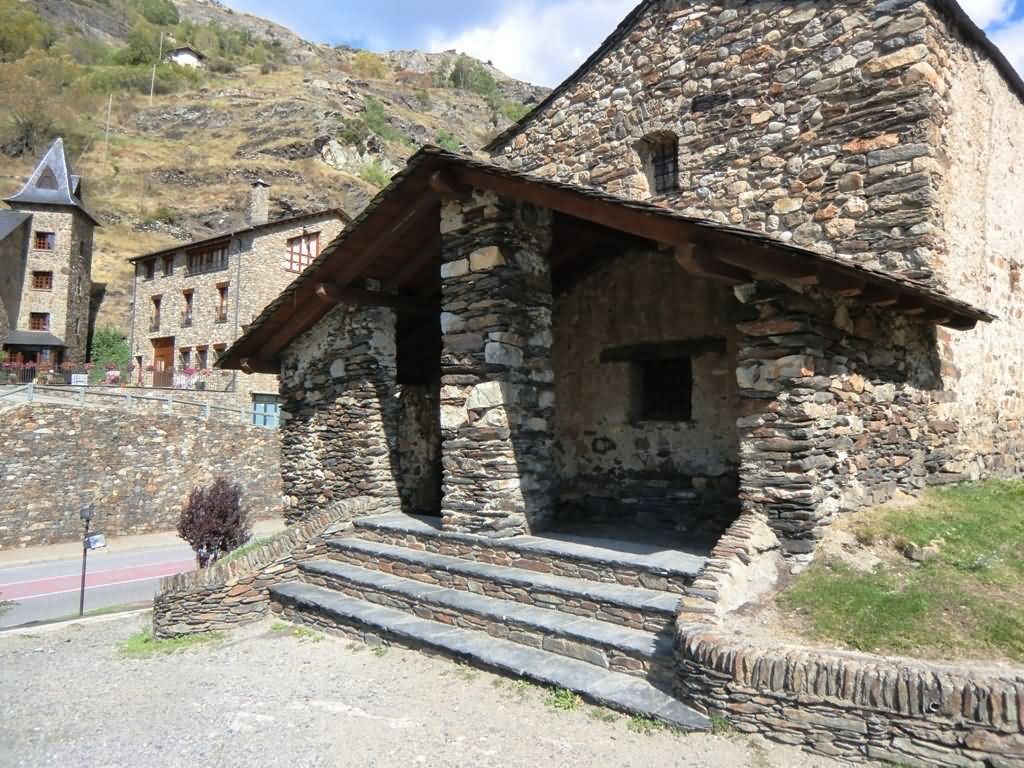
[{"left": 127, "top": 180, "right": 347, "bottom": 418}]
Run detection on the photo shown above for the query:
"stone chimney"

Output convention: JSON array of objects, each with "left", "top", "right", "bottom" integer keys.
[{"left": 248, "top": 178, "right": 270, "bottom": 226}]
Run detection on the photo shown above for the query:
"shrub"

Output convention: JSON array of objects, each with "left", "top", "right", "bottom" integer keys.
[
  {"left": 358, "top": 160, "right": 392, "bottom": 189},
  {"left": 0, "top": 0, "right": 55, "bottom": 63},
  {"left": 177, "top": 478, "right": 251, "bottom": 568},
  {"left": 363, "top": 96, "right": 402, "bottom": 143},
  {"left": 139, "top": 0, "right": 180, "bottom": 26},
  {"left": 435, "top": 129, "right": 461, "bottom": 153},
  {"left": 352, "top": 51, "right": 388, "bottom": 80},
  {"left": 90, "top": 325, "right": 131, "bottom": 375},
  {"left": 338, "top": 116, "right": 370, "bottom": 148},
  {"left": 415, "top": 89, "right": 433, "bottom": 110}
]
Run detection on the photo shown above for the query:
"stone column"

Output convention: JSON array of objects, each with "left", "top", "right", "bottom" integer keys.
[
  {"left": 279, "top": 304, "right": 401, "bottom": 524},
  {"left": 438, "top": 191, "right": 557, "bottom": 537},
  {"left": 733, "top": 287, "right": 842, "bottom": 558}
]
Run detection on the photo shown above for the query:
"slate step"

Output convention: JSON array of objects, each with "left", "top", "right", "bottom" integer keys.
[
  {"left": 270, "top": 581, "right": 709, "bottom": 731},
  {"left": 326, "top": 538, "right": 681, "bottom": 633},
  {"left": 354, "top": 513, "right": 705, "bottom": 594},
  {"left": 299, "top": 559, "right": 675, "bottom": 682}
]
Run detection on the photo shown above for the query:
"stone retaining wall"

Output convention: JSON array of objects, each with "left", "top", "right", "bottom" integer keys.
[
  {"left": 153, "top": 497, "right": 382, "bottom": 637},
  {"left": 0, "top": 402, "right": 281, "bottom": 549},
  {"left": 674, "top": 514, "right": 1024, "bottom": 766}
]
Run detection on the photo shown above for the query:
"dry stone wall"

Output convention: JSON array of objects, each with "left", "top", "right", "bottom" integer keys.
[
  {"left": 438, "top": 192, "right": 558, "bottom": 537},
  {"left": 675, "top": 514, "right": 1024, "bottom": 766},
  {"left": 279, "top": 303, "right": 404, "bottom": 524},
  {"left": 735, "top": 282, "right": 961, "bottom": 555},
  {"left": 0, "top": 402, "right": 281, "bottom": 548}
]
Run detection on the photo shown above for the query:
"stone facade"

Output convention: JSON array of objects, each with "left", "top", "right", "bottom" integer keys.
[
  {"left": 0, "top": 402, "right": 281, "bottom": 548},
  {"left": 9, "top": 206, "right": 94, "bottom": 363},
  {"left": 438, "top": 192, "right": 558, "bottom": 537},
  {"left": 128, "top": 211, "right": 345, "bottom": 408},
  {"left": 675, "top": 514, "right": 1024, "bottom": 766},
  {"left": 552, "top": 249, "right": 740, "bottom": 534}
]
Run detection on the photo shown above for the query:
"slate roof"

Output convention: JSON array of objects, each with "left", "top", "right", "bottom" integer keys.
[
  {"left": 485, "top": 0, "right": 1024, "bottom": 152},
  {"left": 4, "top": 139, "right": 100, "bottom": 225},
  {"left": 218, "top": 146, "right": 993, "bottom": 372},
  {"left": 127, "top": 208, "right": 350, "bottom": 263},
  {"left": 0, "top": 211, "right": 30, "bottom": 241},
  {"left": 2, "top": 330, "right": 66, "bottom": 348}
]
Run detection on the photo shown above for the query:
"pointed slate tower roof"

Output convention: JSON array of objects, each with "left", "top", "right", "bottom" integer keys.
[{"left": 4, "top": 138, "right": 99, "bottom": 225}]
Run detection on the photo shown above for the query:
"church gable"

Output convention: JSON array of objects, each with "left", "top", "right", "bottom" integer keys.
[{"left": 491, "top": 0, "right": 1021, "bottom": 285}]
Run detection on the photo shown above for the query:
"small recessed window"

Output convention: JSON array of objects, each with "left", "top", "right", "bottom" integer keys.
[
  {"left": 162, "top": 254, "right": 174, "bottom": 276},
  {"left": 34, "top": 232, "right": 55, "bottom": 251},
  {"left": 29, "top": 312, "right": 50, "bottom": 331},
  {"left": 143, "top": 260, "right": 156, "bottom": 281},
  {"left": 32, "top": 271, "right": 53, "bottom": 290},
  {"left": 639, "top": 357, "right": 693, "bottom": 422},
  {"left": 640, "top": 133, "right": 679, "bottom": 196}
]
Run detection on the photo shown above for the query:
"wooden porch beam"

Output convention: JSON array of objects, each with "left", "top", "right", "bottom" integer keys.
[
  {"left": 816, "top": 266, "right": 865, "bottom": 297},
  {"left": 314, "top": 282, "right": 438, "bottom": 316},
  {"left": 717, "top": 247, "right": 818, "bottom": 283},
  {"left": 429, "top": 169, "right": 472, "bottom": 202},
  {"left": 674, "top": 243, "right": 750, "bottom": 283}
]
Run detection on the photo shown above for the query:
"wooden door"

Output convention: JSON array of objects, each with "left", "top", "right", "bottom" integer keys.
[{"left": 152, "top": 337, "right": 174, "bottom": 388}]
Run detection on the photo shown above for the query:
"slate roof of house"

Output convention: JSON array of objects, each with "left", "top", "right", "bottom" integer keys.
[
  {"left": 127, "top": 208, "right": 350, "bottom": 263},
  {"left": 218, "top": 146, "right": 993, "bottom": 373},
  {"left": 3, "top": 138, "right": 100, "bottom": 225},
  {"left": 2, "top": 330, "right": 66, "bottom": 348},
  {"left": 485, "top": 0, "right": 1024, "bottom": 152},
  {"left": 0, "top": 211, "right": 30, "bottom": 241}
]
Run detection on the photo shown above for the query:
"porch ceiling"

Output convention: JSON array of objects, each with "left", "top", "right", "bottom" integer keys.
[{"left": 219, "top": 146, "right": 994, "bottom": 375}]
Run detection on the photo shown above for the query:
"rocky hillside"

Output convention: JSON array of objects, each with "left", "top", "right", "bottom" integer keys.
[{"left": 0, "top": 0, "right": 547, "bottom": 331}]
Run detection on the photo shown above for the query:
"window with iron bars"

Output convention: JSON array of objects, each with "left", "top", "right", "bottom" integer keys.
[{"left": 642, "top": 134, "right": 680, "bottom": 195}]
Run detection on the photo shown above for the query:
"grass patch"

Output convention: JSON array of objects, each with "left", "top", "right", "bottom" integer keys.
[
  {"left": 587, "top": 708, "right": 619, "bottom": 724},
  {"left": 779, "top": 481, "right": 1024, "bottom": 662},
  {"left": 217, "top": 537, "right": 273, "bottom": 566},
  {"left": 545, "top": 687, "right": 582, "bottom": 712},
  {"left": 290, "top": 626, "right": 323, "bottom": 643},
  {"left": 709, "top": 713, "right": 735, "bottom": 736},
  {"left": 119, "top": 628, "right": 219, "bottom": 658},
  {"left": 627, "top": 714, "right": 667, "bottom": 735},
  {"left": 358, "top": 160, "right": 392, "bottom": 189}
]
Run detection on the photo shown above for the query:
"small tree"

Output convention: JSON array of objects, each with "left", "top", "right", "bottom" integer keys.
[{"left": 177, "top": 478, "right": 250, "bottom": 568}]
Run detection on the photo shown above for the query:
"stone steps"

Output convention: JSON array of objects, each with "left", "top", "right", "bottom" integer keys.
[
  {"left": 270, "top": 581, "right": 709, "bottom": 731},
  {"left": 299, "top": 558, "right": 675, "bottom": 683},
  {"left": 326, "top": 537, "right": 680, "bottom": 633},
  {"left": 353, "top": 513, "right": 704, "bottom": 594}
]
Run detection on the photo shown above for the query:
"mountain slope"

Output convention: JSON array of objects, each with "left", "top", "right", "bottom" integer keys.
[{"left": 0, "top": 0, "right": 547, "bottom": 331}]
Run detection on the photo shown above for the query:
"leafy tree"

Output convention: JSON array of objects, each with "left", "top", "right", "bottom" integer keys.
[
  {"left": 0, "top": 0, "right": 55, "bottom": 63},
  {"left": 177, "top": 478, "right": 250, "bottom": 568},
  {"left": 90, "top": 326, "right": 131, "bottom": 368},
  {"left": 112, "top": 20, "right": 162, "bottom": 65},
  {"left": 448, "top": 55, "right": 499, "bottom": 99},
  {"left": 362, "top": 97, "right": 402, "bottom": 143},
  {"left": 139, "top": 0, "right": 179, "bottom": 26}
]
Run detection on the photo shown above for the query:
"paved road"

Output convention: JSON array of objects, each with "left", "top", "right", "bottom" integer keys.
[{"left": 0, "top": 543, "right": 197, "bottom": 629}]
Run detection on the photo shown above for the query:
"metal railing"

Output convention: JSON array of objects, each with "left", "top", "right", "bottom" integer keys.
[
  {"left": 1, "top": 363, "right": 238, "bottom": 392},
  {"left": 0, "top": 382, "right": 278, "bottom": 429}
]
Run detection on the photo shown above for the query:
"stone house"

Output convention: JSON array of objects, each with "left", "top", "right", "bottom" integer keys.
[
  {"left": 205, "top": 0, "right": 1024, "bottom": 735},
  {"left": 0, "top": 139, "right": 97, "bottom": 369},
  {"left": 164, "top": 46, "right": 206, "bottom": 69},
  {"left": 127, "top": 182, "right": 347, "bottom": 415}
]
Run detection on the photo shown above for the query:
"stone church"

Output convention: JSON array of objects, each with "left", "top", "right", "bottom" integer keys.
[
  {"left": 212, "top": 0, "right": 1024, "bottom": 733},
  {"left": 0, "top": 139, "right": 97, "bottom": 367}
]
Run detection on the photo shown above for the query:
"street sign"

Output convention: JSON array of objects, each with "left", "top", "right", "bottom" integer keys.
[{"left": 85, "top": 533, "right": 107, "bottom": 551}]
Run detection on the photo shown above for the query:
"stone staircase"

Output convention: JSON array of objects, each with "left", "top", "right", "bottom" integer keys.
[{"left": 270, "top": 513, "right": 711, "bottom": 730}]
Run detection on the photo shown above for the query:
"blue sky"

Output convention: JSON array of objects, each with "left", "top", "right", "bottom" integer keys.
[{"left": 227, "top": 0, "right": 1024, "bottom": 86}]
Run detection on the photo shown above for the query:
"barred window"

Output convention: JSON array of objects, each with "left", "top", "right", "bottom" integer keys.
[
  {"left": 29, "top": 312, "right": 50, "bottom": 331},
  {"left": 640, "top": 133, "right": 679, "bottom": 195},
  {"left": 285, "top": 232, "right": 320, "bottom": 273},
  {"left": 34, "top": 232, "right": 55, "bottom": 251},
  {"left": 32, "top": 271, "right": 53, "bottom": 290}
]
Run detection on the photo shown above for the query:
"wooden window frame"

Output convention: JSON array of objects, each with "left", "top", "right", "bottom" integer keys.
[
  {"left": 150, "top": 295, "right": 162, "bottom": 332},
  {"left": 162, "top": 254, "right": 175, "bottom": 277},
  {"left": 182, "top": 290, "right": 194, "bottom": 327},
  {"left": 33, "top": 232, "right": 55, "bottom": 251},
  {"left": 143, "top": 260, "right": 156, "bottom": 281},
  {"left": 31, "top": 271, "right": 53, "bottom": 291},
  {"left": 216, "top": 283, "right": 230, "bottom": 324},
  {"left": 187, "top": 244, "right": 229, "bottom": 276},
  {"left": 29, "top": 312, "right": 50, "bottom": 332},
  {"left": 285, "top": 232, "right": 321, "bottom": 273}
]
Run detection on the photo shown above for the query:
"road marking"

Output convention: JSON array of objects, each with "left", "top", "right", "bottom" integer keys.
[
  {"left": 0, "top": 558, "right": 195, "bottom": 588},
  {"left": 11, "top": 574, "right": 184, "bottom": 602}
]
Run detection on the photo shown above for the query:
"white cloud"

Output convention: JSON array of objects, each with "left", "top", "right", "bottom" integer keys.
[
  {"left": 957, "top": 0, "right": 1017, "bottom": 28},
  {"left": 428, "top": 0, "right": 636, "bottom": 86},
  {"left": 992, "top": 18, "right": 1024, "bottom": 74}
]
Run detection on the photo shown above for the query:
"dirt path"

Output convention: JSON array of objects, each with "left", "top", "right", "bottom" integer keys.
[{"left": 0, "top": 614, "right": 863, "bottom": 768}]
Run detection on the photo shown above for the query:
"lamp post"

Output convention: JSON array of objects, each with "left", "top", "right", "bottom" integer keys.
[{"left": 79, "top": 503, "right": 94, "bottom": 618}]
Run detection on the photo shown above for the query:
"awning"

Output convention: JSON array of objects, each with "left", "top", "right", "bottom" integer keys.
[
  {"left": 219, "top": 146, "right": 994, "bottom": 374},
  {"left": 2, "top": 330, "right": 66, "bottom": 348}
]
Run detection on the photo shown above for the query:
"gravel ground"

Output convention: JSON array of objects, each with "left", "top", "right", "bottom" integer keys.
[{"left": 0, "top": 613, "right": 860, "bottom": 768}]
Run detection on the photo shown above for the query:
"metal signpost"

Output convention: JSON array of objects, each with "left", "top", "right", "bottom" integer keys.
[{"left": 78, "top": 504, "right": 107, "bottom": 617}]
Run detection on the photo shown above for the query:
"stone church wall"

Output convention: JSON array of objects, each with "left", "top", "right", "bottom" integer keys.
[
  {"left": 551, "top": 249, "right": 740, "bottom": 533},
  {"left": 494, "top": 0, "right": 959, "bottom": 282}
]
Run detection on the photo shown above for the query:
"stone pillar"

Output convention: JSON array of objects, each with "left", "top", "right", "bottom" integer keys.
[
  {"left": 734, "top": 287, "right": 842, "bottom": 558},
  {"left": 438, "top": 191, "right": 557, "bottom": 537},
  {"left": 279, "top": 304, "right": 401, "bottom": 524}
]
